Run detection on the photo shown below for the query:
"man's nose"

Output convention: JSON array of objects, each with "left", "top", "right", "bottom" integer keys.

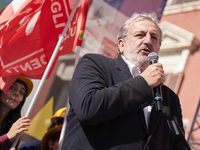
[{"left": 143, "top": 34, "right": 152, "bottom": 45}]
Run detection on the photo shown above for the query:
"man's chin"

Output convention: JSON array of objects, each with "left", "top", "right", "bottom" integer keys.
[
  {"left": 140, "top": 55, "right": 148, "bottom": 61},
  {"left": 140, "top": 58, "right": 149, "bottom": 66}
]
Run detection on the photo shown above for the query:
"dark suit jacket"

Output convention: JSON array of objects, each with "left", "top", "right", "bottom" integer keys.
[{"left": 61, "top": 54, "right": 186, "bottom": 150}]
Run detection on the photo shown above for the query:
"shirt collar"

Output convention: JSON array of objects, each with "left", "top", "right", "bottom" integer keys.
[{"left": 121, "top": 55, "right": 141, "bottom": 77}]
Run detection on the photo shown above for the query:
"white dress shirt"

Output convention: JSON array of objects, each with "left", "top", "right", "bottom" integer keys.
[{"left": 121, "top": 55, "right": 152, "bottom": 130}]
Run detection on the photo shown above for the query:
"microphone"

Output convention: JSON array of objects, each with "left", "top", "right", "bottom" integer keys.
[{"left": 148, "top": 52, "right": 163, "bottom": 112}]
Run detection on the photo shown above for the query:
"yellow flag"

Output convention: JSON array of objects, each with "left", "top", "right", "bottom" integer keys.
[{"left": 25, "top": 97, "right": 54, "bottom": 140}]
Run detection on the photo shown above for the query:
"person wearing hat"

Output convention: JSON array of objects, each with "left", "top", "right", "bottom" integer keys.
[
  {"left": 41, "top": 125, "right": 62, "bottom": 150},
  {"left": 0, "top": 75, "right": 33, "bottom": 150},
  {"left": 18, "top": 107, "right": 66, "bottom": 150},
  {"left": 47, "top": 107, "right": 66, "bottom": 130}
]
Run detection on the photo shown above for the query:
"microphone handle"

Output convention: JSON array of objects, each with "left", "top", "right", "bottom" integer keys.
[
  {"left": 150, "top": 59, "right": 157, "bottom": 65},
  {"left": 150, "top": 59, "right": 163, "bottom": 112},
  {"left": 153, "top": 85, "right": 163, "bottom": 112}
]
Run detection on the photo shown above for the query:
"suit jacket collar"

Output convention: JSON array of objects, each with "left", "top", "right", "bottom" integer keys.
[
  {"left": 114, "top": 55, "right": 133, "bottom": 79},
  {"left": 114, "top": 55, "right": 149, "bottom": 135}
]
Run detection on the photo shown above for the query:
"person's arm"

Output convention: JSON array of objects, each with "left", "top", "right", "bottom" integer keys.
[
  {"left": 0, "top": 117, "right": 29, "bottom": 149},
  {"left": 69, "top": 54, "right": 154, "bottom": 126},
  {"left": 0, "top": 134, "right": 11, "bottom": 150}
]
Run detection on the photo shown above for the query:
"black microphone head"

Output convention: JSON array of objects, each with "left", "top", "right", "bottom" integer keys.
[{"left": 148, "top": 52, "right": 159, "bottom": 63}]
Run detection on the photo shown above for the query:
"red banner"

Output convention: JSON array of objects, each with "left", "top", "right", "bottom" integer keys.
[{"left": 0, "top": 0, "right": 90, "bottom": 92}]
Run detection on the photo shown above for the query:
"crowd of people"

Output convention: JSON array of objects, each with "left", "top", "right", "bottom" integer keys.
[
  {"left": 18, "top": 107, "right": 66, "bottom": 150},
  {"left": 0, "top": 12, "right": 190, "bottom": 150},
  {"left": 0, "top": 74, "right": 66, "bottom": 150}
]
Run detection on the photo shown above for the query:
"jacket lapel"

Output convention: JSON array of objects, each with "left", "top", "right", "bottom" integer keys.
[
  {"left": 138, "top": 109, "right": 149, "bottom": 136},
  {"left": 115, "top": 55, "right": 149, "bottom": 136},
  {"left": 114, "top": 55, "right": 133, "bottom": 80}
]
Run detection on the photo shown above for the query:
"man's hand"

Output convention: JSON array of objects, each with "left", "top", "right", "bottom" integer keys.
[
  {"left": 7, "top": 116, "right": 30, "bottom": 142},
  {"left": 140, "top": 63, "right": 165, "bottom": 88}
]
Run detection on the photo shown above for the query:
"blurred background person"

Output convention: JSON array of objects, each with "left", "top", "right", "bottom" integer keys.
[
  {"left": 0, "top": 76, "right": 33, "bottom": 150},
  {"left": 41, "top": 125, "right": 62, "bottom": 150},
  {"left": 18, "top": 107, "right": 66, "bottom": 150}
]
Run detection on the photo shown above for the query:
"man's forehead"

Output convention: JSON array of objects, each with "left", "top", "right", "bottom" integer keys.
[{"left": 129, "top": 19, "right": 160, "bottom": 34}]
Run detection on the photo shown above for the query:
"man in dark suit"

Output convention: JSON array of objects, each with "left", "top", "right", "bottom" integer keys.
[{"left": 60, "top": 12, "right": 187, "bottom": 150}]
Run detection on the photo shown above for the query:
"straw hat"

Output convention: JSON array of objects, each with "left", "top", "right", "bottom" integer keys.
[
  {"left": 17, "top": 76, "right": 33, "bottom": 97},
  {"left": 41, "top": 125, "right": 62, "bottom": 150}
]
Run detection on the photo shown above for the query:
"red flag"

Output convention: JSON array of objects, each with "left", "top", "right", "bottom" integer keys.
[
  {"left": 40, "top": 0, "right": 90, "bottom": 56},
  {"left": 0, "top": 0, "right": 90, "bottom": 92}
]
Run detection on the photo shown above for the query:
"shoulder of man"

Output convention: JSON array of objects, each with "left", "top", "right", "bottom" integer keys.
[
  {"left": 81, "top": 53, "right": 114, "bottom": 63},
  {"left": 162, "top": 84, "right": 177, "bottom": 95},
  {"left": 83, "top": 53, "right": 109, "bottom": 59}
]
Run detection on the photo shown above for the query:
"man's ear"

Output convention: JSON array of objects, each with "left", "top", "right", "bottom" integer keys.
[{"left": 118, "top": 39, "right": 125, "bottom": 54}]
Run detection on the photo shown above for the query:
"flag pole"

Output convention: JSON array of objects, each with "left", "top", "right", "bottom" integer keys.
[
  {"left": 25, "top": 0, "right": 80, "bottom": 117},
  {"left": 58, "top": 46, "right": 81, "bottom": 150},
  {"left": 11, "top": 0, "right": 80, "bottom": 147},
  {"left": 74, "top": 46, "right": 81, "bottom": 68}
]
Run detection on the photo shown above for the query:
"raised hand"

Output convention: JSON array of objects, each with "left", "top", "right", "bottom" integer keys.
[{"left": 6, "top": 116, "right": 30, "bottom": 142}]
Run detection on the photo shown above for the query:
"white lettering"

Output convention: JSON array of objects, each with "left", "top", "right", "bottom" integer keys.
[
  {"left": 4, "top": 54, "right": 47, "bottom": 74},
  {"left": 52, "top": 13, "right": 63, "bottom": 24},
  {"left": 6, "top": 69, "right": 12, "bottom": 73},
  {"left": 55, "top": 22, "right": 65, "bottom": 28},
  {"left": 51, "top": 1, "right": 65, "bottom": 29},
  {"left": 66, "top": 13, "right": 78, "bottom": 39},
  {"left": 20, "top": 62, "right": 33, "bottom": 71},
  {"left": 50, "top": 1, "right": 79, "bottom": 43},
  {"left": 30, "top": 58, "right": 42, "bottom": 69},
  {"left": 51, "top": 1, "right": 61, "bottom": 13},
  {"left": 40, "top": 54, "right": 47, "bottom": 65},
  {"left": 70, "top": 26, "right": 76, "bottom": 37},
  {"left": 12, "top": 66, "right": 20, "bottom": 72}
]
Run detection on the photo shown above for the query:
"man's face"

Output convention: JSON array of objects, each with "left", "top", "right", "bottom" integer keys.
[{"left": 118, "top": 19, "right": 161, "bottom": 71}]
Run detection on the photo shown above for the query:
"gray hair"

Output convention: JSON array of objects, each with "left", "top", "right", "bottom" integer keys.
[{"left": 117, "top": 12, "right": 162, "bottom": 53}]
